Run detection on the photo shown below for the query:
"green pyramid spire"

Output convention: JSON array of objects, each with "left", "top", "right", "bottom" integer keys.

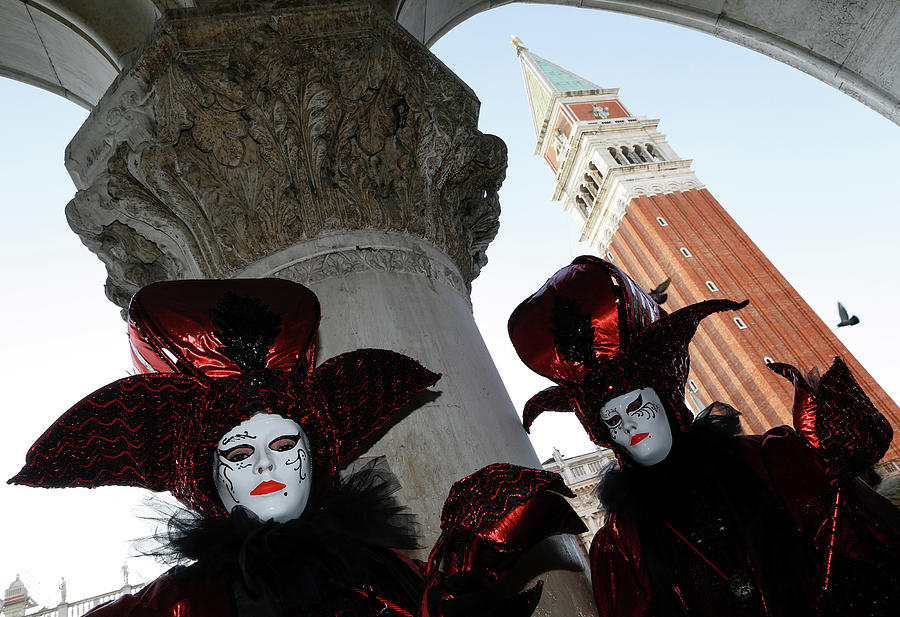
[{"left": 513, "top": 37, "right": 603, "bottom": 141}]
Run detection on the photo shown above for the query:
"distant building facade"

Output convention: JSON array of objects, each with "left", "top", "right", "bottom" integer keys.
[
  {"left": 541, "top": 446, "right": 616, "bottom": 560},
  {"left": 1, "top": 575, "right": 142, "bottom": 617},
  {"left": 2, "top": 576, "right": 36, "bottom": 617},
  {"left": 514, "top": 40, "right": 900, "bottom": 471}
]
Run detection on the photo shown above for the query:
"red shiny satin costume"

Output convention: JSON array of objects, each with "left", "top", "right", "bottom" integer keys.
[
  {"left": 510, "top": 257, "right": 900, "bottom": 617},
  {"left": 11, "top": 279, "right": 586, "bottom": 617}
]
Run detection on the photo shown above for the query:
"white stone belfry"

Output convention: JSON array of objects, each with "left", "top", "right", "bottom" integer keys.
[
  {"left": 2, "top": 575, "right": 37, "bottom": 617},
  {"left": 514, "top": 40, "right": 704, "bottom": 254},
  {"left": 62, "top": 3, "right": 595, "bottom": 614}
]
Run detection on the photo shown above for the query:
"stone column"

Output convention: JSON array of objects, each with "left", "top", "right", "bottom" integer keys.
[{"left": 64, "top": 2, "right": 595, "bottom": 613}]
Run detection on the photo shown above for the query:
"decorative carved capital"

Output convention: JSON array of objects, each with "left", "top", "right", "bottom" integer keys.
[{"left": 66, "top": 0, "right": 506, "bottom": 307}]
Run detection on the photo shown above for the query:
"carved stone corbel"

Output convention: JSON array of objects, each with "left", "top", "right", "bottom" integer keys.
[{"left": 65, "top": 0, "right": 506, "bottom": 308}]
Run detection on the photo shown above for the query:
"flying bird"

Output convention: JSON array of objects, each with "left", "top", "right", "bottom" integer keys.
[
  {"left": 836, "top": 302, "right": 859, "bottom": 327},
  {"left": 648, "top": 278, "right": 671, "bottom": 305}
]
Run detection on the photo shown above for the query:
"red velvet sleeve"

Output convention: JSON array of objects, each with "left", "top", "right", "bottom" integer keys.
[{"left": 589, "top": 514, "right": 653, "bottom": 617}]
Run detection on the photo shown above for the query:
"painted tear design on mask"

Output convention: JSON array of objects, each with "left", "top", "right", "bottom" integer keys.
[
  {"left": 600, "top": 387, "right": 673, "bottom": 466},
  {"left": 213, "top": 413, "right": 313, "bottom": 523}
]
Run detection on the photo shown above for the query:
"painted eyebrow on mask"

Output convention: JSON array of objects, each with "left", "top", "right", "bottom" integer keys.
[
  {"left": 222, "top": 431, "right": 257, "bottom": 446},
  {"left": 626, "top": 393, "right": 643, "bottom": 413}
]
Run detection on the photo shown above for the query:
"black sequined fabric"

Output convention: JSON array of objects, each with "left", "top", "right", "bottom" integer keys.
[
  {"left": 769, "top": 357, "right": 892, "bottom": 476},
  {"left": 9, "top": 374, "right": 204, "bottom": 491}
]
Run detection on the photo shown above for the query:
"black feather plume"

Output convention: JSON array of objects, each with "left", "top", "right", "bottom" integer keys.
[
  {"left": 210, "top": 292, "right": 282, "bottom": 371},
  {"left": 549, "top": 296, "right": 598, "bottom": 367}
]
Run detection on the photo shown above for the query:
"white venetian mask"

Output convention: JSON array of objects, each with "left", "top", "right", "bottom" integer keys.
[
  {"left": 213, "top": 413, "right": 312, "bottom": 523},
  {"left": 600, "top": 387, "right": 673, "bottom": 466}
]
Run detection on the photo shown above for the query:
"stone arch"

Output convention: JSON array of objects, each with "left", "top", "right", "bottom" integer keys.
[
  {"left": 646, "top": 143, "right": 664, "bottom": 161},
  {"left": 0, "top": 0, "right": 158, "bottom": 108},
  {"left": 631, "top": 185, "right": 649, "bottom": 197},
  {"left": 399, "top": 1, "right": 900, "bottom": 126},
  {"left": 1, "top": 1, "right": 897, "bottom": 125},
  {"left": 684, "top": 179, "right": 702, "bottom": 190}
]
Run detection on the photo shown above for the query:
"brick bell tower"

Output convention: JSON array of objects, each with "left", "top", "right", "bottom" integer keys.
[{"left": 513, "top": 38, "right": 900, "bottom": 469}]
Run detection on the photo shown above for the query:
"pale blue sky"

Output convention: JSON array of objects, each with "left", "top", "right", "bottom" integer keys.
[{"left": 2, "top": 3, "right": 898, "bottom": 604}]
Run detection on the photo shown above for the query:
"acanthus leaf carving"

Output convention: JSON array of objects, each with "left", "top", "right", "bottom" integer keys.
[{"left": 66, "top": 3, "right": 507, "bottom": 307}]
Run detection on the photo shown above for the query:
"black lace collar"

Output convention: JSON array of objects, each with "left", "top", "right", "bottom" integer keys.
[{"left": 145, "top": 459, "right": 421, "bottom": 614}]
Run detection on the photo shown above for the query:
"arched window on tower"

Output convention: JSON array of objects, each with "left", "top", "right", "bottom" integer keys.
[
  {"left": 584, "top": 172, "right": 600, "bottom": 193},
  {"left": 609, "top": 147, "right": 627, "bottom": 166},
  {"left": 633, "top": 145, "right": 651, "bottom": 163},
  {"left": 646, "top": 144, "right": 665, "bottom": 161},
  {"left": 575, "top": 194, "right": 590, "bottom": 217},
  {"left": 588, "top": 162, "right": 604, "bottom": 184},
  {"left": 621, "top": 146, "right": 639, "bottom": 165}
]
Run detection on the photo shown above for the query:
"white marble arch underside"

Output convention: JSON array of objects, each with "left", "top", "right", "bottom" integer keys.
[
  {"left": 396, "top": 0, "right": 900, "bottom": 126},
  {"left": 1, "top": 0, "right": 898, "bottom": 125}
]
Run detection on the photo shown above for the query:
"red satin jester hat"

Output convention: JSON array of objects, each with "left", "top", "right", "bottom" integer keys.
[
  {"left": 10, "top": 279, "right": 440, "bottom": 518},
  {"left": 508, "top": 256, "right": 746, "bottom": 449}
]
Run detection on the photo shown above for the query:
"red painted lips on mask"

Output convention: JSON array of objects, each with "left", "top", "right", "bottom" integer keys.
[
  {"left": 630, "top": 432, "right": 649, "bottom": 446},
  {"left": 251, "top": 480, "right": 287, "bottom": 495}
]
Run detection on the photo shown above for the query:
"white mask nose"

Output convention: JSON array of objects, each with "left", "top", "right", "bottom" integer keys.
[{"left": 257, "top": 451, "right": 275, "bottom": 474}]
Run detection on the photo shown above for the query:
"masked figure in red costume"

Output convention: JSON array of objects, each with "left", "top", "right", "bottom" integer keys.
[
  {"left": 11, "top": 278, "right": 586, "bottom": 617},
  {"left": 509, "top": 256, "right": 900, "bottom": 617}
]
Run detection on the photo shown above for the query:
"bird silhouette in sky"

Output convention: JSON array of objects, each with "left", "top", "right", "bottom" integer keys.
[
  {"left": 648, "top": 278, "right": 671, "bottom": 305},
  {"left": 837, "top": 302, "right": 860, "bottom": 327}
]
